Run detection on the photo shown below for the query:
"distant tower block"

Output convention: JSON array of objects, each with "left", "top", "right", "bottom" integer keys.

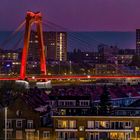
[{"left": 20, "top": 11, "right": 47, "bottom": 79}]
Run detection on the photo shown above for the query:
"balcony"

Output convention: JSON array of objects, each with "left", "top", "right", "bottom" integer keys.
[
  {"left": 55, "top": 128, "right": 78, "bottom": 132},
  {"left": 85, "top": 128, "right": 133, "bottom": 132},
  {"left": 56, "top": 138, "right": 77, "bottom": 140},
  {"left": 25, "top": 129, "right": 36, "bottom": 132}
]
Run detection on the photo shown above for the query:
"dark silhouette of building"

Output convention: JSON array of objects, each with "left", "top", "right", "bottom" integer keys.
[{"left": 136, "top": 29, "right": 140, "bottom": 55}]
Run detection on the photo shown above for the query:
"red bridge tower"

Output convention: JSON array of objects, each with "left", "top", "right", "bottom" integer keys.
[{"left": 20, "top": 11, "right": 47, "bottom": 80}]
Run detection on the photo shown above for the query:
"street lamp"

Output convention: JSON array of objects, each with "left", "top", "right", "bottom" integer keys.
[
  {"left": 135, "top": 127, "right": 139, "bottom": 139},
  {"left": 69, "top": 61, "right": 72, "bottom": 75},
  {"left": 4, "top": 107, "right": 8, "bottom": 140}
]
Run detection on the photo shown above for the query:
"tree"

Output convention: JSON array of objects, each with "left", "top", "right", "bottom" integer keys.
[
  {"left": 98, "top": 85, "right": 112, "bottom": 116},
  {"left": 0, "top": 81, "right": 27, "bottom": 107},
  {"left": 129, "top": 55, "right": 140, "bottom": 68}
]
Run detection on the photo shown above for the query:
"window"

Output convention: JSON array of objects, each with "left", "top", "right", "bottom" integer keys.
[
  {"left": 58, "top": 120, "right": 68, "bottom": 128},
  {"left": 69, "top": 132, "right": 76, "bottom": 138},
  {"left": 95, "top": 133, "right": 99, "bottom": 140},
  {"left": 57, "top": 132, "right": 63, "bottom": 138},
  {"left": 95, "top": 121, "right": 99, "bottom": 128},
  {"left": 69, "top": 120, "right": 76, "bottom": 128},
  {"left": 26, "top": 132, "right": 34, "bottom": 140},
  {"left": 110, "top": 132, "right": 124, "bottom": 140},
  {"left": 16, "top": 120, "right": 22, "bottom": 128},
  {"left": 57, "top": 132, "right": 68, "bottom": 139},
  {"left": 124, "top": 121, "right": 131, "bottom": 128},
  {"left": 27, "top": 120, "right": 33, "bottom": 129},
  {"left": 7, "top": 119, "right": 12, "bottom": 128},
  {"left": 88, "top": 121, "right": 94, "bottom": 128},
  {"left": 16, "top": 131, "right": 23, "bottom": 139},
  {"left": 99, "top": 121, "right": 109, "bottom": 128},
  {"left": 125, "top": 133, "right": 131, "bottom": 139},
  {"left": 80, "top": 101, "right": 89, "bottom": 106},
  {"left": 7, "top": 131, "right": 12, "bottom": 139},
  {"left": 43, "top": 131, "right": 50, "bottom": 139}
]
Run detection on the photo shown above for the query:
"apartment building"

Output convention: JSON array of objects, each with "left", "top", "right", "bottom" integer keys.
[
  {"left": 0, "top": 97, "right": 53, "bottom": 140},
  {"left": 53, "top": 116, "right": 140, "bottom": 140}
]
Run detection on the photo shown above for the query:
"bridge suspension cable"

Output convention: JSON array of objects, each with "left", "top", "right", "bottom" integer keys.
[
  {"left": 42, "top": 19, "right": 109, "bottom": 51},
  {"left": 0, "top": 20, "right": 26, "bottom": 49},
  {"left": 10, "top": 31, "right": 24, "bottom": 50},
  {"left": 42, "top": 21, "right": 93, "bottom": 51}
]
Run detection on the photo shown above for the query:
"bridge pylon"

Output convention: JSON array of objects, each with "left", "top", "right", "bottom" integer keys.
[{"left": 20, "top": 11, "right": 47, "bottom": 80}]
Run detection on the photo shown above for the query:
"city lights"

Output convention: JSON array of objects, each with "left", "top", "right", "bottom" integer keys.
[{"left": 0, "top": 1, "right": 140, "bottom": 139}]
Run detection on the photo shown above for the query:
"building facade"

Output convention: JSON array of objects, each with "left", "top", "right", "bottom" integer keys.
[
  {"left": 28, "top": 31, "right": 67, "bottom": 62},
  {"left": 53, "top": 116, "right": 140, "bottom": 140},
  {"left": 0, "top": 49, "right": 21, "bottom": 74},
  {"left": 0, "top": 97, "right": 53, "bottom": 140},
  {"left": 44, "top": 32, "right": 67, "bottom": 61}
]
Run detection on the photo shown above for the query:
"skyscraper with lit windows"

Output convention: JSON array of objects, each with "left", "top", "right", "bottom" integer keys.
[
  {"left": 29, "top": 31, "right": 67, "bottom": 62},
  {"left": 44, "top": 32, "right": 67, "bottom": 61}
]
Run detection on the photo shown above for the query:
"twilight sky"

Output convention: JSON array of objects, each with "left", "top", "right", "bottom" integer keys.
[{"left": 0, "top": 0, "right": 140, "bottom": 31}]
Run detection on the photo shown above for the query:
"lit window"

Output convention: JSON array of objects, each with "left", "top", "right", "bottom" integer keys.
[
  {"left": 99, "top": 121, "right": 109, "bottom": 128},
  {"left": 16, "top": 131, "right": 23, "bottom": 139},
  {"left": 58, "top": 120, "right": 68, "bottom": 128},
  {"left": 79, "top": 138, "right": 84, "bottom": 140},
  {"left": 26, "top": 132, "right": 34, "bottom": 140},
  {"left": 43, "top": 131, "right": 50, "bottom": 139},
  {"left": 59, "top": 33, "right": 63, "bottom": 61},
  {"left": 69, "top": 120, "right": 76, "bottom": 128},
  {"left": 110, "top": 132, "right": 124, "bottom": 139},
  {"left": 125, "top": 121, "right": 131, "bottom": 128},
  {"left": 88, "top": 121, "right": 94, "bottom": 128}
]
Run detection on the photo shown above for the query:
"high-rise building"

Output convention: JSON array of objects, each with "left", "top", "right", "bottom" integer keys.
[
  {"left": 136, "top": 29, "right": 140, "bottom": 55},
  {"left": 28, "top": 31, "right": 67, "bottom": 62},
  {"left": 44, "top": 32, "right": 67, "bottom": 61},
  {"left": 28, "top": 31, "right": 40, "bottom": 61}
]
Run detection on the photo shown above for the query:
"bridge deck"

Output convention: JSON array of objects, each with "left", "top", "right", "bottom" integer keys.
[{"left": 0, "top": 75, "right": 140, "bottom": 81}]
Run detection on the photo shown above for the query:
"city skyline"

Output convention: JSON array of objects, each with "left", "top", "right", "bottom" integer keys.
[
  {"left": 1, "top": 2, "right": 140, "bottom": 140},
  {"left": 0, "top": 31, "right": 136, "bottom": 51}
]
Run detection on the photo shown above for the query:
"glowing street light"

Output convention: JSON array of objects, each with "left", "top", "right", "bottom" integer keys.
[
  {"left": 87, "top": 75, "right": 91, "bottom": 79},
  {"left": 32, "top": 76, "right": 35, "bottom": 80},
  {"left": 135, "top": 127, "right": 139, "bottom": 139},
  {"left": 69, "top": 61, "right": 72, "bottom": 75}
]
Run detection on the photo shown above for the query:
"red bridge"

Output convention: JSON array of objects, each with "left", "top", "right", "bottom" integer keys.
[{"left": 0, "top": 11, "right": 139, "bottom": 81}]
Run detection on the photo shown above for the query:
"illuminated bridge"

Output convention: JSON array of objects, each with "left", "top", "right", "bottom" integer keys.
[{"left": 0, "top": 11, "right": 139, "bottom": 82}]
